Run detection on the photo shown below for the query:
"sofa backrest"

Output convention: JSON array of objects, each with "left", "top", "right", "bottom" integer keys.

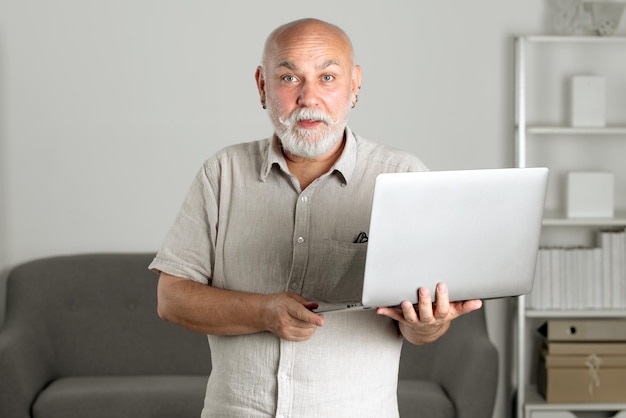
[{"left": 4, "top": 253, "right": 210, "bottom": 377}]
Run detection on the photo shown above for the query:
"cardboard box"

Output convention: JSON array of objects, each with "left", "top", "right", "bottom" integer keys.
[
  {"left": 539, "top": 319, "right": 626, "bottom": 342},
  {"left": 544, "top": 341, "right": 626, "bottom": 356},
  {"left": 539, "top": 351, "right": 626, "bottom": 402}
]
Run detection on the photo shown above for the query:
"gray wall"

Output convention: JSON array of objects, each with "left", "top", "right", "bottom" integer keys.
[{"left": 2, "top": 2, "right": 623, "bottom": 417}]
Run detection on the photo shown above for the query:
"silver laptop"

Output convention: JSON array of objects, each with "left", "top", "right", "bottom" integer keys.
[{"left": 314, "top": 167, "right": 549, "bottom": 312}]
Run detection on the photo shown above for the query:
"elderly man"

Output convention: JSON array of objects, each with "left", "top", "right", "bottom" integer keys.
[{"left": 150, "top": 18, "right": 482, "bottom": 417}]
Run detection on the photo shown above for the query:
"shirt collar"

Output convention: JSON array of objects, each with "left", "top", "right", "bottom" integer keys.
[
  {"left": 260, "top": 134, "right": 289, "bottom": 181},
  {"left": 260, "top": 127, "right": 358, "bottom": 185}
]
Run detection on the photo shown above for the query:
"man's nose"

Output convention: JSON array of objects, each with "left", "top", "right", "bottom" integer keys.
[{"left": 296, "top": 80, "right": 319, "bottom": 107}]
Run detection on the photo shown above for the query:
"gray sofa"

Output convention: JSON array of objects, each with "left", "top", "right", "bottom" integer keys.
[{"left": 0, "top": 253, "right": 498, "bottom": 418}]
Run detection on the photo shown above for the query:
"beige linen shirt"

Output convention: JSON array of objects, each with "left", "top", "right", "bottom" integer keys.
[{"left": 150, "top": 127, "right": 427, "bottom": 417}]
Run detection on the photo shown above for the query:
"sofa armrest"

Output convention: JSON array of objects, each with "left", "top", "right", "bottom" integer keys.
[
  {"left": 0, "top": 325, "right": 56, "bottom": 418},
  {"left": 433, "top": 332, "right": 498, "bottom": 418},
  {"left": 427, "top": 311, "right": 499, "bottom": 418},
  {"left": 399, "top": 308, "right": 499, "bottom": 418}
]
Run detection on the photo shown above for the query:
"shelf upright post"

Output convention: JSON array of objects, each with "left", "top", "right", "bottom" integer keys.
[
  {"left": 516, "top": 36, "right": 527, "bottom": 169},
  {"left": 515, "top": 35, "right": 527, "bottom": 418}
]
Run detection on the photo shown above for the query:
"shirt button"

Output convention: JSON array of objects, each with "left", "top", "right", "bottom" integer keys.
[
  {"left": 279, "top": 373, "right": 288, "bottom": 381},
  {"left": 301, "top": 195, "right": 308, "bottom": 203},
  {"left": 290, "top": 282, "right": 299, "bottom": 290},
  {"left": 297, "top": 236, "right": 305, "bottom": 244}
]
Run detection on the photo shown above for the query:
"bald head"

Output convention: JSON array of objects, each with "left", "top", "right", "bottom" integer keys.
[{"left": 262, "top": 18, "right": 355, "bottom": 68}]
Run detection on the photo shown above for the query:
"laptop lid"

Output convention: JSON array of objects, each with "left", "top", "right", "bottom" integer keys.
[{"left": 360, "top": 167, "right": 548, "bottom": 308}]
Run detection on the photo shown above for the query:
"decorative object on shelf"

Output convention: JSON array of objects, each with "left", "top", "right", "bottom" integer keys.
[
  {"left": 566, "top": 171, "right": 614, "bottom": 218},
  {"left": 570, "top": 75, "right": 606, "bottom": 127},
  {"left": 550, "top": 0, "right": 594, "bottom": 35},
  {"left": 585, "top": 0, "right": 626, "bottom": 35},
  {"left": 549, "top": 0, "right": 625, "bottom": 36}
]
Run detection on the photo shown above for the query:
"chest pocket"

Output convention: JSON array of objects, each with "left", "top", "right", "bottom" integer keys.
[{"left": 313, "top": 239, "right": 368, "bottom": 303}]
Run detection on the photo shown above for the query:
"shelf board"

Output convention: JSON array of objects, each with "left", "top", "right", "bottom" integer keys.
[
  {"left": 526, "top": 309, "right": 626, "bottom": 318},
  {"left": 542, "top": 210, "right": 626, "bottom": 226},
  {"left": 526, "top": 126, "right": 626, "bottom": 135},
  {"left": 524, "top": 384, "right": 626, "bottom": 412},
  {"left": 522, "top": 35, "right": 626, "bottom": 44}
]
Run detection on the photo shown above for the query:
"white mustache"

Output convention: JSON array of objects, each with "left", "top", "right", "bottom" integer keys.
[{"left": 278, "top": 109, "right": 338, "bottom": 127}]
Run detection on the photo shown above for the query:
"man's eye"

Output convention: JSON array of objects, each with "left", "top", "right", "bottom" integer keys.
[
  {"left": 282, "top": 75, "right": 298, "bottom": 83},
  {"left": 321, "top": 75, "right": 335, "bottom": 82}
]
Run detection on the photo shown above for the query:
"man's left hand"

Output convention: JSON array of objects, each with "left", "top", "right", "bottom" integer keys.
[{"left": 376, "top": 282, "right": 482, "bottom": 345}]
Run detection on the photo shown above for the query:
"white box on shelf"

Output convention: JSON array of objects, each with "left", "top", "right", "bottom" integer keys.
[
  {"left": 570, "top": 75, "right": 606, "bottom": 127},
  {"left": 567, "top": 171, "right": 614, "bottom": 218}
]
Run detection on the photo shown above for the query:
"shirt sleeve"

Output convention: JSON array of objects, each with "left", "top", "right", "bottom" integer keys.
[{"left": 149, "top": 161, "right": 219, "bottom": 285}]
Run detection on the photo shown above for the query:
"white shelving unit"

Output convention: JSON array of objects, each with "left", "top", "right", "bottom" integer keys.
[{"left": 515, "top": 35, "right": 626, "bottom": 418}]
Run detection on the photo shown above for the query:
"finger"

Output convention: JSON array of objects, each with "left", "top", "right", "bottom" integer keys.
[
  {"left": 434, "top": 282, "right": 451, "bottom": 319},
  {"left": 454, "top": 298, "right": 483, "bottom": 314},
  {"left": 375, "top": 306, "right": 404, "bottom": 322},
  {"left": 417, "top": 287, "right": 434, "bottom": 322},
  {"left": 284, "top": 325, "right": 318, "bottom": 342},
  {"left": 466, "top": 299, "right": 483, "bottom": 311},
  {"left": 400, "top": 300, "right": 419, "bottom": 323},
  {"left": 291, "top": 303, "right": 324, "bottom": 327},
  {"left": 280, "top": 293, "right": 324, "bottom": 326}
]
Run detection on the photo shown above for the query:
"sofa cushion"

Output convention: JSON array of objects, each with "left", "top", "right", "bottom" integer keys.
[
  {"left": 397, "top": 379, "right": 454, "bottom": 418},
  {"left": 32, "top": 375, "right": 208, "bottom": 418}
]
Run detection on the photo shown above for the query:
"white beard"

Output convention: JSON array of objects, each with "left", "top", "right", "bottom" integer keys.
[{"left": 274, "top": 107, "right": 347, "bottom": 159}]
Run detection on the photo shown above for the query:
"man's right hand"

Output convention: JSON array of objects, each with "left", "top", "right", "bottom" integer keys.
[{"left": 260, "top": 293, "right": 324, "bottom": 342}]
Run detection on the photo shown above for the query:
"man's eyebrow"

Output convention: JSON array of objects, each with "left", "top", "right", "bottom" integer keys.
[
  {"left": 276, "top": 59, "right": 342, "bottom": 71},
  {"left": 319, "top": 59, "right": 341, "bottom": 69},
  {"left": 277, "top": 61, "right": 298, "bottom": 71}
]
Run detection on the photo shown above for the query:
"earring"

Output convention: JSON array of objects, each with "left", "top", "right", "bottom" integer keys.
[
  {"left": 352, "top": 95, "right": 359, "bottom": 108},
  {"left": 351, "top": 86, "right": 361, "bottom": 108}
]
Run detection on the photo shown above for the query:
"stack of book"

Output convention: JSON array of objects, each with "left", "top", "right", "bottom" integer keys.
[
  {"left": 527, "top": 228, "right": 626, "bottom": 310},
  {"left": 538, "top": 319, "right": 626, "bottom": 403}
]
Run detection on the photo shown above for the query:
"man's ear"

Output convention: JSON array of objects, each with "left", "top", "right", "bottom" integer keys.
[
  {"left": 351, "top": 65, "right": 362, "bottom": 107},
  {"left": 352, "top": 65, "right": 362, "bottom": 100},
  {"left": 255, "top": 66, "right": 266, "bottom": 108}
]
